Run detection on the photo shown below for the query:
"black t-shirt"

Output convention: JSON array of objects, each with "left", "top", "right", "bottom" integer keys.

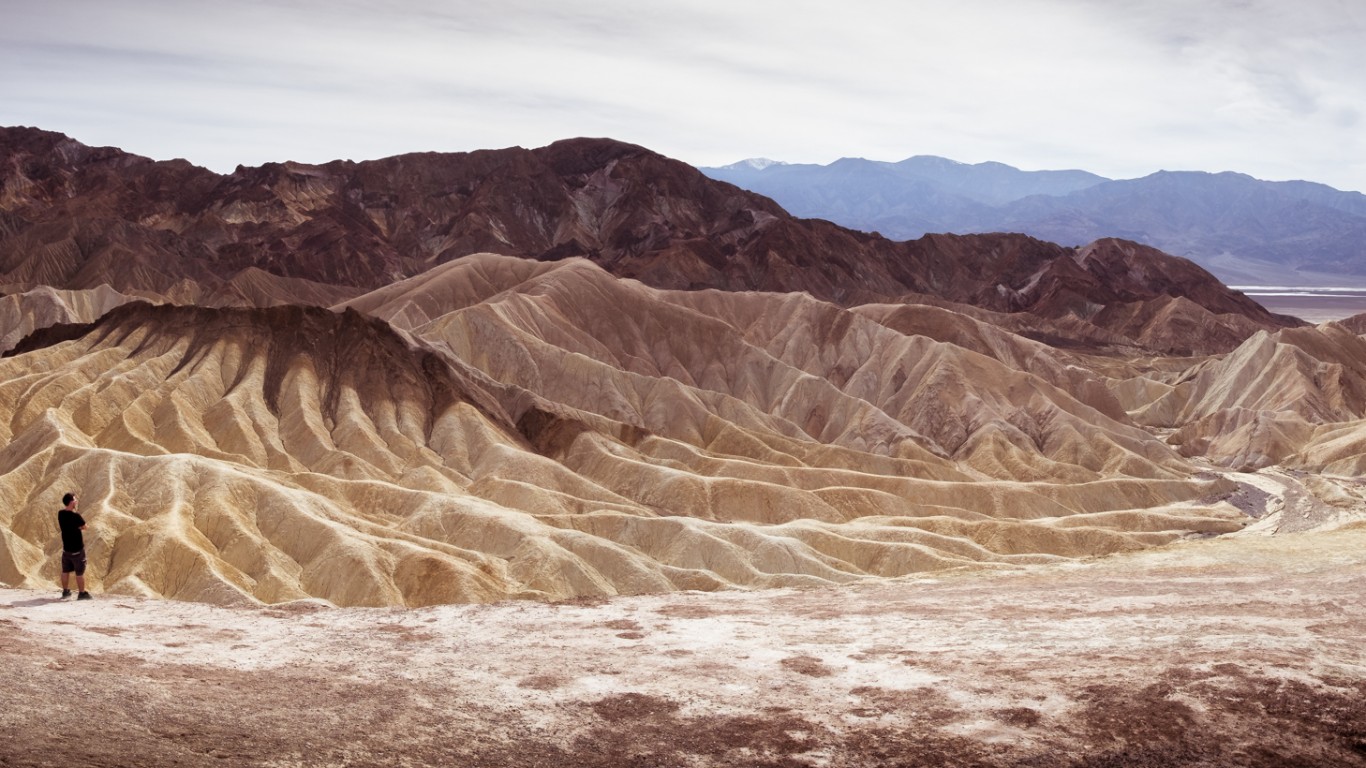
[{"left": 58, "top": 509, "right": 85, "bottom": 553}]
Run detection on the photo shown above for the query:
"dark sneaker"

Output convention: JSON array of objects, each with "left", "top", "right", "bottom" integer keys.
[
  {"left": 77, "top": 592, "right": 92, "bottom": 601},
  {"left": 61, "top": 589, "right": 72, "bottom": 599}
]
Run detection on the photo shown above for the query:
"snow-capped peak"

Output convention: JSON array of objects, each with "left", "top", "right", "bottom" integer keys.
[{"left": 718, "top": 158, "right": 788, "bottom": 171}]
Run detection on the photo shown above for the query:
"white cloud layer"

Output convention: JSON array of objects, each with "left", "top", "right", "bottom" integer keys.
[{"left": 3, "top": 0, "right": 1365, "bottom": 190}]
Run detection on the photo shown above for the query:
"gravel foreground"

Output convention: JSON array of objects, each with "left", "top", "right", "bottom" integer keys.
[{"left": 3, "top": 527, "right": 1366, "bottom": 768}]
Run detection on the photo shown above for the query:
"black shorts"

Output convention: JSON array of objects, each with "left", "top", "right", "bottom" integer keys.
[{"left": 61, "top": 550, "right": 86, "bottom": 576}]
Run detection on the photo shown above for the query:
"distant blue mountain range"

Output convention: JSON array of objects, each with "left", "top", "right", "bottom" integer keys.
[{"left": 700, "top": 157, "right": 1366, "bottom": 286}]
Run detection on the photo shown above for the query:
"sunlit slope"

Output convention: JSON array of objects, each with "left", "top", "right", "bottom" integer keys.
[
  {"left": 1117, "top": 322, "right": 1366, "bottom": 472},
  {"left": 0, "top": 257, "right": 1247, "bottom": 607},
  {"left": 354, "top": 256, "right": 1191, "bottom": 480}
]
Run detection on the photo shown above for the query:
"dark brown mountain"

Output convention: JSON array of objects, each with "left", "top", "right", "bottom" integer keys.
[{"left": 0, "top": 126, "right": 1299, "bottom": 351}]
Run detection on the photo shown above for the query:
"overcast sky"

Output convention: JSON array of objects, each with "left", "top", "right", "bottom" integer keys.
[{"left": 3, "top": 0, "right": 1365, "bottom": 190}]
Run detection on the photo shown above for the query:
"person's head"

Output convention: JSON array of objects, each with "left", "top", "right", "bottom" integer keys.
[{"left": 62, "top": 492, "right": 77, "bottom": 508}]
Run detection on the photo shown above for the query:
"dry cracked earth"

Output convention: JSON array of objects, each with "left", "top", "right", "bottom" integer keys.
[{"left": 4, "top": 525, "right": 1366, "bottom": 768}]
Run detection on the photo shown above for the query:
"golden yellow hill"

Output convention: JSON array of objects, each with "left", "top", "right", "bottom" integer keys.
[{"left": 0, "top": 255, "right": 1260, "bottom": 606}]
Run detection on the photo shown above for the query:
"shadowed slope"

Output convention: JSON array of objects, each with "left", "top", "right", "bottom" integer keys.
[{"left": 0, "top": 284, "right": 144, "bottom": 353}]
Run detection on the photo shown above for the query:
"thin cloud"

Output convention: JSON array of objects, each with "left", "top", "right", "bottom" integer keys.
[{"left": 2, "top": 0, "right": 1364, "bottom": 191}]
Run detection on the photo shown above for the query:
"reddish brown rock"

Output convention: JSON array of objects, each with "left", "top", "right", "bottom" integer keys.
[{"left": 1, "top": 127, "right": 1299, "bottom": 353}]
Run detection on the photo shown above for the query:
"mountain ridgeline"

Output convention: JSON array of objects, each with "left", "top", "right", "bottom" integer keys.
[
  {"left": 702, "top": 156, "right": 1366, "bottom": 285},
  {"left": 1, "top": 126, "right": 1295, "bottom": 355}
]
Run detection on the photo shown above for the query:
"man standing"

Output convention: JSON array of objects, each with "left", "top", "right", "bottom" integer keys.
[{"left": 57, "top": 492, "right": 91, "bottom": 601}]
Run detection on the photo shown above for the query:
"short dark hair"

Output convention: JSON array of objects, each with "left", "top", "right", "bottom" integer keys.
[{"left": 62, "top": 492, "right": 76, "bottom": 506}]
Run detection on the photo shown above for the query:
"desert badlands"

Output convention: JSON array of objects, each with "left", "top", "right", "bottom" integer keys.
[{"left": 2, "top": 128, "right": 1366, "bottom": 765}]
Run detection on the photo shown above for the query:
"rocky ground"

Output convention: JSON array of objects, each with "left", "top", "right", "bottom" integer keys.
[{"left": 3, "top": 523, "right": 1366, "bottom": 767}]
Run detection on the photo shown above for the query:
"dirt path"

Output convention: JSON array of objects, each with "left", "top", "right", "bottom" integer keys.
[{"left": 3, "top": 526, "right": 1366, "bottom": 767}]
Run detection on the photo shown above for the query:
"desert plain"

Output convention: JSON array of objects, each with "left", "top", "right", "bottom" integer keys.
[{"left": 4, "top": 512, "right": 1366, "bottom": 767}]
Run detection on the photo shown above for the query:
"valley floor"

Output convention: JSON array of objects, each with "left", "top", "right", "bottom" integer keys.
[
  {"left": 1244, "top": 291, "right": 1366, "bottom": 324},
  {"left": 5, "top": 525, "right": 1366, "bottom": 767}
]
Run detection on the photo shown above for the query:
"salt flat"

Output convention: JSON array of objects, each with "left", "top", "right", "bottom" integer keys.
[{"left": 1241, "top": 289, "right": 1366, "bottom": 324}]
